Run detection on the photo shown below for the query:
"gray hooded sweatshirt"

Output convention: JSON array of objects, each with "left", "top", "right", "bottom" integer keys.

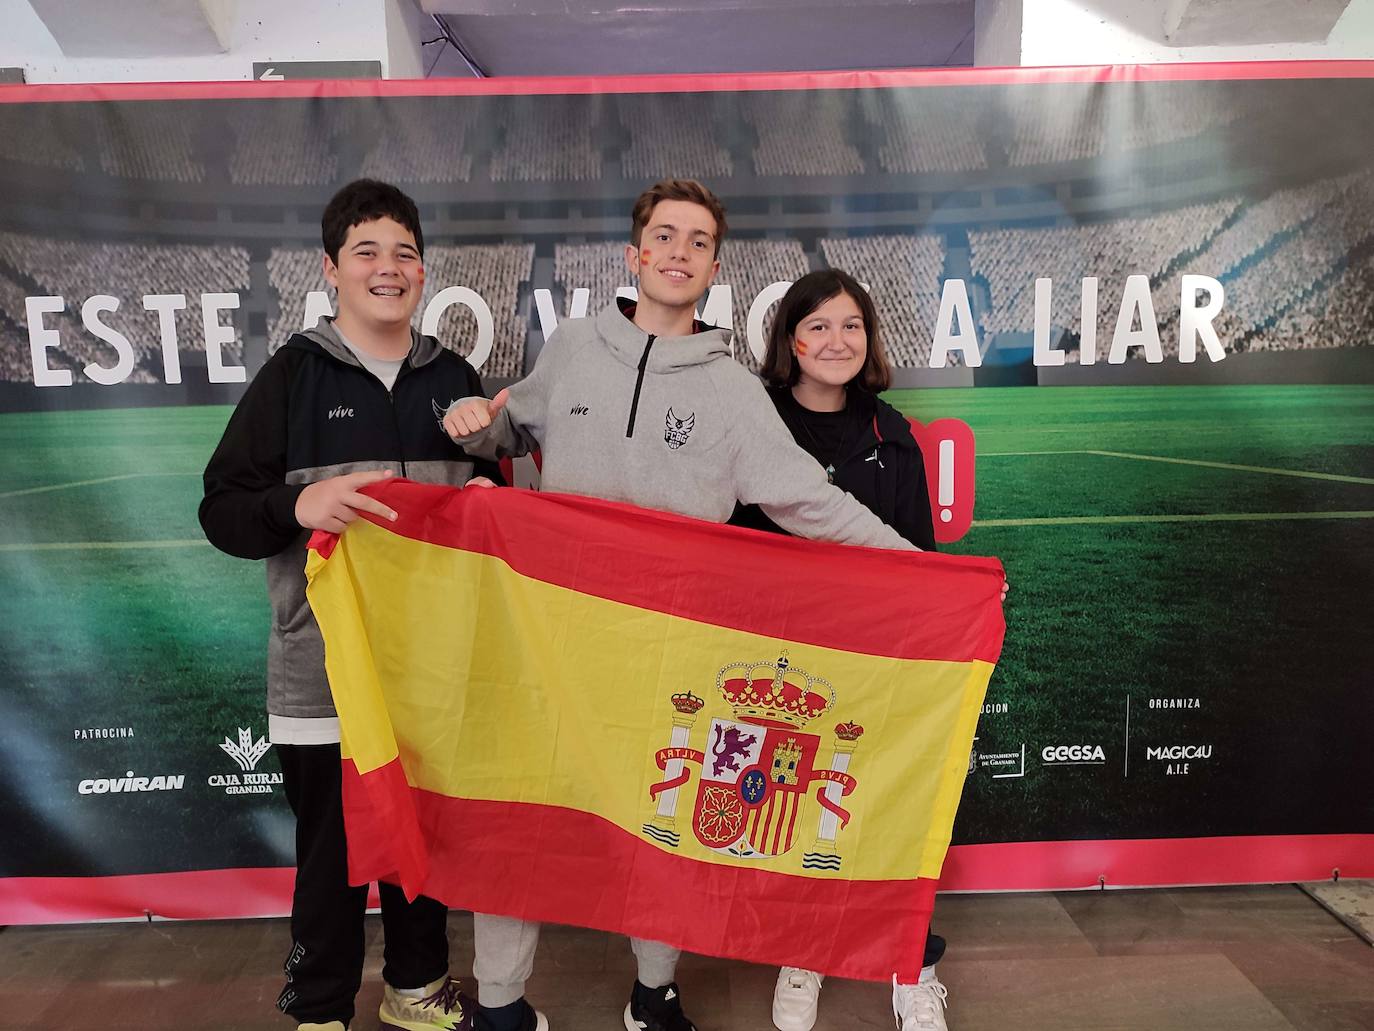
[{"left": 453, "top": 300, "right": 915, "bottom": 551}]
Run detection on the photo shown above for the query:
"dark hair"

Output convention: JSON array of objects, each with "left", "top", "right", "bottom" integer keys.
[
  {"left": 630, "top": 178, "right": 728, "bottom": 257},
  {"left": 761, "top": 269, "right": 892, "bottom": 392},
  {"left": 321, "top": 179, "right": 424, "bottom": 263}
]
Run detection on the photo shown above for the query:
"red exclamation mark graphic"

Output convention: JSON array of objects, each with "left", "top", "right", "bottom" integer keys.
[{"left": 908, "top": 417, "right": 976, "bottom": 544}]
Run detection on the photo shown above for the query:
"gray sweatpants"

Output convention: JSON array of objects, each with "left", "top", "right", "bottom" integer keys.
[{"left": 473, "top": 913, "right": 680, "bottom": 1006}]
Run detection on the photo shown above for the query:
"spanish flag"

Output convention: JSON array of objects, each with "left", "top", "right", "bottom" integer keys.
[{"left": 305, "top": 480, "right": 1004, "bottom": 982}]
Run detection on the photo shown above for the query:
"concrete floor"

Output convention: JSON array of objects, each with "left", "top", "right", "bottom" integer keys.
[{"left": 2, "top": 885, "right": 1372, "bottom": 1030}]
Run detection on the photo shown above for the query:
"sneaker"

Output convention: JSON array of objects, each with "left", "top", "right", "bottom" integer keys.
[
  {"left": 297, "top": 1024, "right": 346, "bottom": 1030},
  {"left": 771, "top": 967, "right": 824, "bottom": 1031},
  {"left": 380, "top": 975, "right": 474, "bottom": 1030},
  {"left": 473, "top": 998, "right": 549, "bottom": 1031},
  {"left": 892, "top": 974, "right": 949, "bottom": 1031},
  {"left": 624, "top": 980, "right": 697, "bottom": 1031}
]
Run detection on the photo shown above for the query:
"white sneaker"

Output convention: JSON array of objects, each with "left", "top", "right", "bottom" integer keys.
[
  {"left": 772, "top": 966, "right": 824, "bottom": 1031},
  {"left": 892, "top": 974, "right": 948, "bottom": 1031}
]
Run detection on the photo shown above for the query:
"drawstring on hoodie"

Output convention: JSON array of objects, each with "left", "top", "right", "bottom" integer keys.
[{"left": 625, "top": 334, "right": 656, "bottom": 437}]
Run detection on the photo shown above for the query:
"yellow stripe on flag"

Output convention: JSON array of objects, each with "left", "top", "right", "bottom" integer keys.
[{"left": 308, "top": 519, "right": 992, "bottom": 882}]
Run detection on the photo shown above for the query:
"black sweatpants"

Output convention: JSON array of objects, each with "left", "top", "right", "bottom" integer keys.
[
  {"left": 276, "top": 743, "right": 449, "bottom": 1027},
  {"left": 923, "top": 930, "right": 946, "bottom": 968}
]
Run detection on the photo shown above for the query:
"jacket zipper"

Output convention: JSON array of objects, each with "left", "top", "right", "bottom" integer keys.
[
  {"left": 625, "top": 334, "right": 656, "bottom": 438},
  {"left": 386, "top": 362, "right": 409, "bottom": 478}
]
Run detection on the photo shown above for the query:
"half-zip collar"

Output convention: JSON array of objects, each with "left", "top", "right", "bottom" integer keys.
[
  {"left": 626, "top": 334, "right": 656, "bottom": 437},
  {"left": 604, "top": 298, "right": 734, "bottom": 438},
  {"left": 598, "top": 297, "right": 733, "bottom": 371}
]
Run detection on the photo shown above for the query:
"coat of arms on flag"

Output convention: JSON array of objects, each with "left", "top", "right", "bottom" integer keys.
[{"left": 645, "top": 654, "right": 864, "bottom": 869}]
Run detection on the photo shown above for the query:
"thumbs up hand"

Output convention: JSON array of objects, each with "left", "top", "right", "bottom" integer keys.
[{"left": 442, "top": 389, "right": 509, "bottom": 440}]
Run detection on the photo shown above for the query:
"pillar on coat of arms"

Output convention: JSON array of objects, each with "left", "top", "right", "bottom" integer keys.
[
  {"left": 813, "top": 721, "right": 865, "bottom": 853},
  {"left": 645, "top": 691, "right": 705, "bottom": 846}
]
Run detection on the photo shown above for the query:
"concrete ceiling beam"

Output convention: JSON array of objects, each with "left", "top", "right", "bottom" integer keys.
[
  {"left": 25, "top": 0, "right": 236, "bottom": 57},
  {"left": 1162, "top": 0, "right": 1353, "bottom": 45}
]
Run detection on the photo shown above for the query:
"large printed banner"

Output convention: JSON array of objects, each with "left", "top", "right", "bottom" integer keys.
[
  {"left": 2, "top": 63, "right": 1373, "bottom": 924},
  {"left": 304, "top": 481, "right": 1003, "bottom": 981}
]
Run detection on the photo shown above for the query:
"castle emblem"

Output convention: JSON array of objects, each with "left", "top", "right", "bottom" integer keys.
[{"left": 644, "top": 654, "right": 864, "bottom": 867}]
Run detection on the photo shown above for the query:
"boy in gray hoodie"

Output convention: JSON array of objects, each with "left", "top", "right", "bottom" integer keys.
[{"left": 443, "top": 179, "right": 915, "bottom": 1031}]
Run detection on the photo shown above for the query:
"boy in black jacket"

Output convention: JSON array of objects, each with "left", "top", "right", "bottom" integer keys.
[{"left": 200, "top": 179, "right": 502, "bottom": 1031}]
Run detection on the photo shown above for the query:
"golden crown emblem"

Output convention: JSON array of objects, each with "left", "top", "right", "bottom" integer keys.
[
  {"left": 671, "top": 691, "right": 705, "bottom": 715},
  {"left": 716, "top": 652, "right": 835, "bottom": 729}
]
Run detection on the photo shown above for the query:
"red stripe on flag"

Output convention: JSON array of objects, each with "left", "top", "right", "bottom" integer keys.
[
  {"left": 340, "top": 756, "right": 429, "bottom": 899},
  {"left": 339, "top": 767, "right": 935, "bottom": 982},
  {"left": 352, "top": 480, "right": 1006, "bottom": 664},
  {"left": 2, "top": 834, "right": 1369, "bottom": 925}
]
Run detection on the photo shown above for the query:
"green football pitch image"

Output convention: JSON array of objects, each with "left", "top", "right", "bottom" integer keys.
[{"left": 2, "top": 384, "right": 1372, "bottom": 875}]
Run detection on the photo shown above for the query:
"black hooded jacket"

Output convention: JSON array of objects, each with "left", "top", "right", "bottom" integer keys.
[
  {"left": 733, "top": 385, "right": 936, "bottom": 551},
  {"left": 198, "top": 319, "right": 503, "bottom": 723}
]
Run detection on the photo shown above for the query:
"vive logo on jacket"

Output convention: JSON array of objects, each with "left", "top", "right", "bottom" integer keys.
[
  {"left": 570, "top": 404, "right": 590, "bottom": 416},
  {"left": 327, "top": 405, "right": 355, "bottom": 420},
  {"left": 664, "top": 408, "right": 695, "bottom": 450}
]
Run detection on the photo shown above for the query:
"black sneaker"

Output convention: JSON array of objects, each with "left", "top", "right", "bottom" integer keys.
[
  {"left": 623, "top": 981, "right": 697, "bottom": 1031},
  {"left": 473, "top": 998, "right": 548, "bottom": 1031}
]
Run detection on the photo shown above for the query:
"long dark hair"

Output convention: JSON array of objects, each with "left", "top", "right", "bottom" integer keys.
[{"left": 760, "top": 269, "right": 891, "bottom": 392}]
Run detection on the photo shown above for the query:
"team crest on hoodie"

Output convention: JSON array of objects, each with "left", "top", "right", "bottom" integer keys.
[{"left": 664, "top": 408, "right": 695, "bottom": 450}]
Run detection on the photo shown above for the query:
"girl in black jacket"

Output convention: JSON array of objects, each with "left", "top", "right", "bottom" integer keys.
[
  {"left": 733, "top": 269, "right": 936, "bottom": 552},
  {"left": 735, "top": 269, "right": 950, "bottom": 1031}
]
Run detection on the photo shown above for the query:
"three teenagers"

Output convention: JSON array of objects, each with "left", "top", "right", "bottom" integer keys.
[{"left": 203, "top": 177, "right": 956, "bottom": 1031}]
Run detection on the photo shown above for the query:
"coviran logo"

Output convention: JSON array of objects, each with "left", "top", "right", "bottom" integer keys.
[
  {"left": 1041, "top": 744, "right": 1106, "bottom": 765},
  {"left": 79, "top": 771, "right": 184, "bottom": 794},
  {"left": 209, "top": 727, "right": 283, "bottom": 795}
]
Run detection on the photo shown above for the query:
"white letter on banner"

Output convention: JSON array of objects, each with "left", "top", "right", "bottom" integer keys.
[
  {"left": 81, "top": 295, "right": 136, "bottom": 385},
  {"left": 422, "top": 287, "right": 493, "bottom": 372},
  {"left": 747, "top": 281, "right": 792, "bottom": 365},
  {"left": 1032, "top": 278, "right": 1064, "bottom": 367},
  {"left": 202, "top": 292, "right": 246, "bottom": 384},
  {"left": 1079, "top": 277, "right": 1099, "bottom": 366},
  {"left": 930, "top": 278, "right": 981, "bottom": 368},
  {"left": 697, "top": 284, "right": 733, "bottom": 332},
  {"left": 26, "top": 295, "right": 72, "bottom": 387},
  {"left": 533, "top": 287, "right": 590, "bottom": 342},
  {"left": 1108, "top": 275, "right": 1163, "bottom": 364},
  {"left": 301, "top": 290, "right": 333, "bottom": 331},
  {"left": 1179, "top": 275, "right": 1226, "bottom": 364},
  {"left": 143, "top": 294, "right": 186, "bottom": 384}
]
